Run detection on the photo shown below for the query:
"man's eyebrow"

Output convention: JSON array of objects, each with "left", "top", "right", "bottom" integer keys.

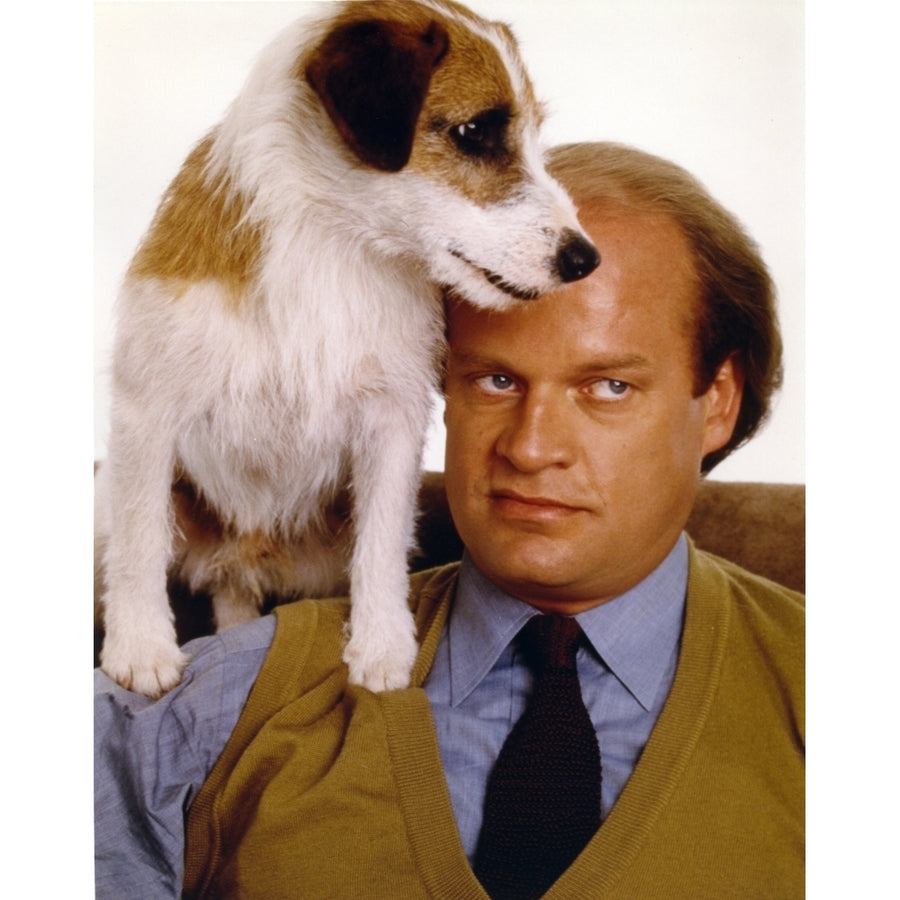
[
  {"left": 448, "top": 347, "right": 656, "bottom": 376},
  {"left": 447, "top": 348, "right": 509, "bottom": 369},
  {"left": 574, "top": 353, "right": 654, "bottom": 373}
]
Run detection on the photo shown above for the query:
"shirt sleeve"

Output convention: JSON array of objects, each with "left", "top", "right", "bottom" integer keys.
[{"left": 94, "top": 615, "right": 276, "bottom": 899}]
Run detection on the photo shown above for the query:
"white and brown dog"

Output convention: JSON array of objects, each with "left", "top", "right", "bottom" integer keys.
[{"left": 96, "top": 0, "right": 599, "bottom": 697}]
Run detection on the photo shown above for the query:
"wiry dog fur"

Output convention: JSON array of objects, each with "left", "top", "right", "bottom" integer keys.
[{"left": 96, "top": 0, "right": 599, "bottom": 696}]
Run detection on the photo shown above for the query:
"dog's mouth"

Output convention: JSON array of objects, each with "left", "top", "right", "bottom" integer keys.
[{"left": 449, "top": 250, "right": 541, "bottom": 301}]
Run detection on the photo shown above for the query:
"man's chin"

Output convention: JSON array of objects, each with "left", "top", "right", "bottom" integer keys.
[{"left": 469, "top": 541, "right": 586, "bottom": 603}]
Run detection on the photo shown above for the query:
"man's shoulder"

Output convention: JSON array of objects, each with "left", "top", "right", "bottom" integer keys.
[
  {"left": 688, "top": 543, "right": 804, "bottom": 653},
  {"left": 260, "top": 563, "right": 460, "bottom": 687},
  {"left": 189, "top": 610, "right": 279, "bottom": 658},
  {"left": 690, "top": 542, "right": 804, "bottom": 604},
  {"left": 408, "top": 562, "right": 462, "bottom": 609},
  {"left": 271, "top": 562, "right": 460, "bottom": 632},
  {"left": 687, "top": 543, "right": 804, "bottom": 743}
]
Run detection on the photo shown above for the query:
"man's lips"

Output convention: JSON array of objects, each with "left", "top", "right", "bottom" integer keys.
[{"left": 489, "top": 489, "right": 586, "bottom": 519}]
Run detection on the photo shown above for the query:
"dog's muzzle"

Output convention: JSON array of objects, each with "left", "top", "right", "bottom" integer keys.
[
  {"left": 555, "top": 229, "right": 600, "bottom": 283},
  {"left": 449, "top": 230, "right": 600, "bottom": 302}
]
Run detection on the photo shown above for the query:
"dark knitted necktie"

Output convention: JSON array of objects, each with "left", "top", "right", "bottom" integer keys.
[{"left": 473, "top": 614, "right": 601, "bottom": 900}]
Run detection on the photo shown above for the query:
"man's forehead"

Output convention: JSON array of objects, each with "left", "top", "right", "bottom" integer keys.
[{"left": 446, "top": 311, "right": 662, "bottom": 378}]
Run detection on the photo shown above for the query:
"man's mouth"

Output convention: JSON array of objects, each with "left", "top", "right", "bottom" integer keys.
[
  {"left": 490, "top": 489, "right": 584, "bottom": 518},
  {"left": 449, "top": 250, "right": 541, "bottom": 301}
]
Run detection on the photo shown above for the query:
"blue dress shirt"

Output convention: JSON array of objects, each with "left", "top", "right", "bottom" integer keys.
[
  {"left": 424, "top": 537, "right": 687, "bottom": 860},
  {"left": 94, "top": 536, "right": 687, "bottom": 894}
]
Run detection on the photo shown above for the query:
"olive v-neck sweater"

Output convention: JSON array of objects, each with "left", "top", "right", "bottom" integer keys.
[{"left": 183, "top": 544, "right": 804, "bottom": 899}]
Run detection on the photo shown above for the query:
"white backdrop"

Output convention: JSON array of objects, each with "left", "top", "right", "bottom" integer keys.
[
  {"left": 10, "top": 3, "right": 894, "bottom": 893},
  {"left": 94, "top": 0, "right": 804, "bottom": 482}
]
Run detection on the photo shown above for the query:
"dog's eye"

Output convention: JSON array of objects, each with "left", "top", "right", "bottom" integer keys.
[
  {"left": 449, "top": 107, "right": 510, "bottom": 159},
  {"left": 454, "top": 121, "right": 487, "bottom": 146}
]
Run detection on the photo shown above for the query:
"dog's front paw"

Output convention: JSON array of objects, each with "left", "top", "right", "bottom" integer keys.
[
  {"left": 101, "top": 631, "right": 189, "bottom": 699},
  {"left": 343, "top": 615, "right": 418, "bottom": 692}
]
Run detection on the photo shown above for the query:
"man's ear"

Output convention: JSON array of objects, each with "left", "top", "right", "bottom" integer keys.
[
  {"left": 305, "top": 17, "right": 449, "bottom": 172},
  {"left": 700, "top": 354, "right": 745, "bottom": 459}
]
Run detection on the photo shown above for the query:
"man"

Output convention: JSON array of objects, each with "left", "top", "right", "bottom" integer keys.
[{"left": 95, "top": 142, "right": 803, "bottom": 899}]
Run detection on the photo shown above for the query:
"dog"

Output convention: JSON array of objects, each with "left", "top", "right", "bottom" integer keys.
[{"left": 96, "top": 0, "right": 599, "bottom": 697}]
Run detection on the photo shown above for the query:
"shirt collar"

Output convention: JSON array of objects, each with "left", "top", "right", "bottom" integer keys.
[{"left": 447, "top": 534, "right": 688, "bottom": 710}]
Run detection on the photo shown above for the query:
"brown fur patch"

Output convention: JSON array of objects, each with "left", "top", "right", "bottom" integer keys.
[
  {"left": 408, "top": 13, "right": 530, "bottom": 206},
  {"left": 235, "top": 529, "right": 295, "bottom": 574},
  {"left": 171, "top": 475, "right": 223, "bottom": 557},
  {"left": 170, "top": 473, "right": 353, "bottom": 594},
  {"left": 300, "top": 0, "right": 542, "bottom": 206},
  {"left": 305, "top": 15, "right": 449, "bottom": 171},
  {"left": 127, "top": 134, "right": 262, "bottom": 304}
]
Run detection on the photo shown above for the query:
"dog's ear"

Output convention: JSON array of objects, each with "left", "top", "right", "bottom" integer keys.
[{"left": 305, "top": 17, "right": 449, "bottom": 172}]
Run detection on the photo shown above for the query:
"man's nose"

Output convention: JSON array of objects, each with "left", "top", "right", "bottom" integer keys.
[{"left": 495, "top": 393, "right": 575, "bottom": 471}]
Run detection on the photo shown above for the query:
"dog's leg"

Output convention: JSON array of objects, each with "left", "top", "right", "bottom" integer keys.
[
  {"left": 99, "top": 400, "right": 187, "bottom": 697},
  {"left": 343, "top": 392, "right": 432, "bottom": 692}
]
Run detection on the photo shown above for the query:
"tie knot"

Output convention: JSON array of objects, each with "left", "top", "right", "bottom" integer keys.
[{"left": 520, "top": 614, "right": 582, "bottom": 672}]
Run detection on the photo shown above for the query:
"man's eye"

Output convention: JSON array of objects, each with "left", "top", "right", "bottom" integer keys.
[
  {"left": 475, "top": 374, "right": 516, "bottom": 393},
  {"left": 588, "top": 379, "right": 631, "bottom": 400}
]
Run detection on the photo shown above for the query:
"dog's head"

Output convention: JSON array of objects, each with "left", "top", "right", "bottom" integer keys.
[{"left": 304, "top": 0, "right": 599, "bottom": 310}]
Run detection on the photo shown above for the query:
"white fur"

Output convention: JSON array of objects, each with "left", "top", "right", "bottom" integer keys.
[{"left": 97, "top": 0, "right": 597, "bottom": 696}]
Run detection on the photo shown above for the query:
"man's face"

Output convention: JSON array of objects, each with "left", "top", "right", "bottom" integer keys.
[{"left": 443, "top": 209, "right": 742, "bottom": 614}]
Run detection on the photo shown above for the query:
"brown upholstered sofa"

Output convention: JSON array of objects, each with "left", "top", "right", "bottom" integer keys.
[{"left": 94, "top": 472, "right": 804, "bottom": 660}]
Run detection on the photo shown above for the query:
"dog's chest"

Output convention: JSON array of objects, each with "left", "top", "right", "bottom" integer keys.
[{"left": 173, "top": 298, "right": 442, "bottom": 525}]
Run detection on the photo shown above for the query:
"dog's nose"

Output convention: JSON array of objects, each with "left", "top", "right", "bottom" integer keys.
[{"left": 556, "top": 230, "right": 600, "bottom": 283}]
